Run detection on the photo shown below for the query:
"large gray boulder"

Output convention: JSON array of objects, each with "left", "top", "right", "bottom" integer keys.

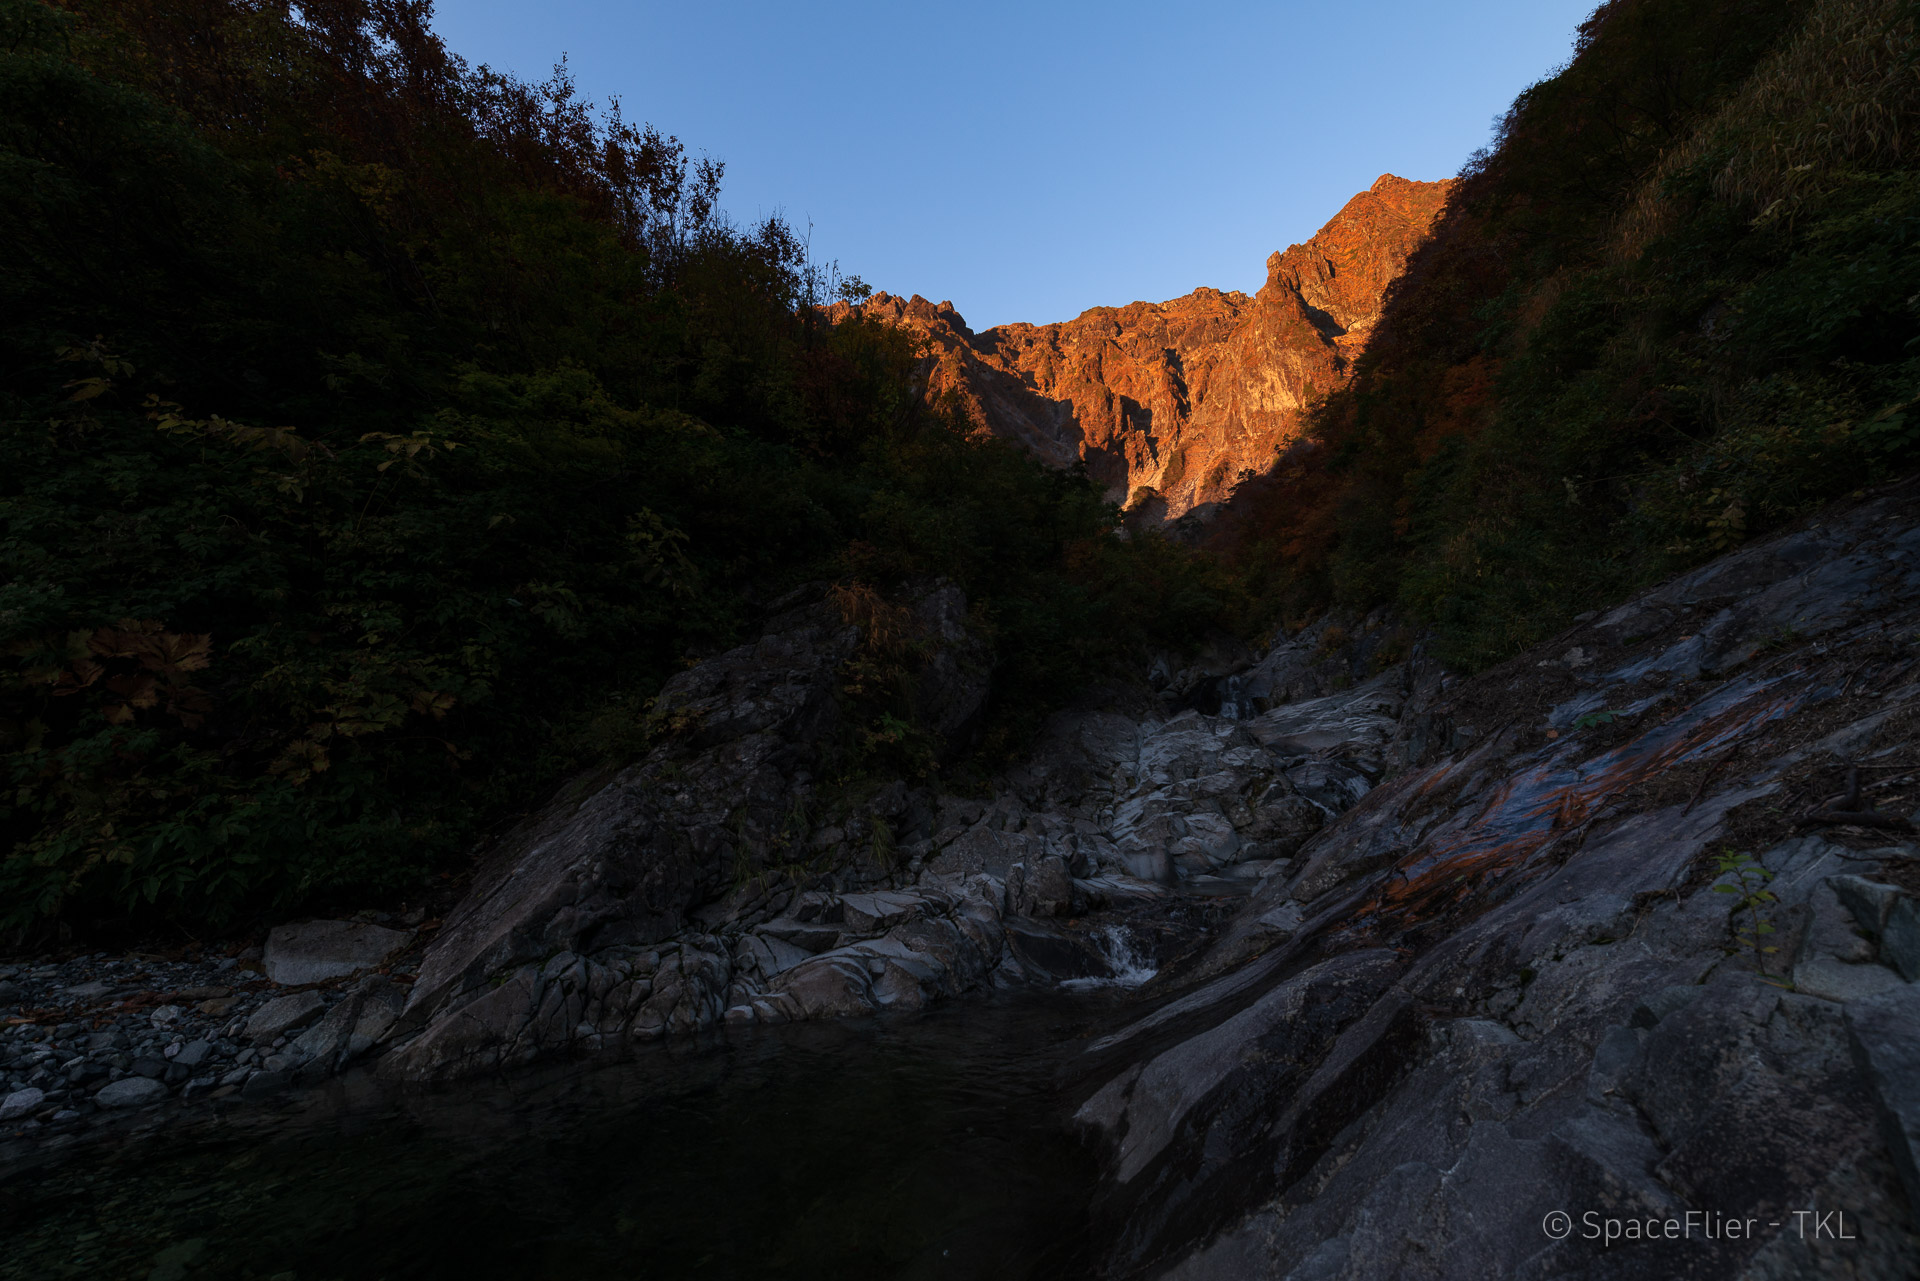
[
  {"left": 283, "top": 977, "right": 406, "bottom": 1082},
  {"left": 383, "top": 584, "right": 997, "bottom": 1080},
  {"left": 392, "top": 592, "right": 864, "bottom": 1053},
  {"left": 264, "top": 919, "right": 412, "bottom": 986},
  {"left": 242, "top": 991, "right": 326, "bottom": 1044},
  {"left": 1848, "top": 985, "right": 1920, "bottom": 1233}
]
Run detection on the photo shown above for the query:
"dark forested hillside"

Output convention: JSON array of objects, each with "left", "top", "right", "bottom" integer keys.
[
  {"left": 1220, "top": 0, "right": 1920, "bottom": 667},
  {"left": 10, "top": 0, "right": 1915, "bottom": 940},
  {"left": 0, "top": 0, "right": 1240, "bottom": 935}
]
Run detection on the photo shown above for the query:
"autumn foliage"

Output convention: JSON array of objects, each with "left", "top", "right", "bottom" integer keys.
[
  {"left": 1220, "top": 0, "right": 1920, "bottom": 666},
  {"left": 0, "top": 0, "right": 1236, "bottom": 935}
]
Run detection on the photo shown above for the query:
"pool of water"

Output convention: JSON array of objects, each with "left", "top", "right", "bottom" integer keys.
[{"left": 0, "top": 990, "right": 1127, "bottom": 1281}]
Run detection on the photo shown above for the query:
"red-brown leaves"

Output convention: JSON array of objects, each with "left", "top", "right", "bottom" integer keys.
[{"left": 46, "top": 620, "right": 216, "bottom": 728}]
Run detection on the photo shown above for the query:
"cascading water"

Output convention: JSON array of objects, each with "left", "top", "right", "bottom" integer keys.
[
  {"left": 1217, "top": 674, "right": 1246, "bottom": 721},
  {"left": 1064, "top": 923, "right": 1159, "bottom": 990}
]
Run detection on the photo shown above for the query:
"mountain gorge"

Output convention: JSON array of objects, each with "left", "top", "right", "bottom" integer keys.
[
  {"left": 833, "top": 175, "right": 1451, "bottom": 521},
  {"left": 6, "top": 0, "right": 1920, "bottom": 1277}
]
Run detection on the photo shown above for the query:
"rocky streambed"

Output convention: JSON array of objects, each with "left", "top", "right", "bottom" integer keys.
[
  {"left": 0, "top": 922, "right": 417, "bottom": 1135},
  {"left": 6, "top": 481, "right": 1920, "bottom": 1279}
]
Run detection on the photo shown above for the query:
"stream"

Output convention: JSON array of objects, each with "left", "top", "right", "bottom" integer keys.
[{"left": 0, "top": 988, "right": 1139, "bottom": 1281}]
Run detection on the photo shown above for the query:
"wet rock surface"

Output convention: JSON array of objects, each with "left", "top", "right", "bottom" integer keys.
[
  {"left": 1075, "top": 478, "right": 1920, "bottom": 1279},
  {"left": 379, "top": 576, "right": 1407, "bottom": 1082}
]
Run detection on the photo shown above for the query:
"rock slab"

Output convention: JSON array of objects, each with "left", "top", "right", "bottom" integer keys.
[
  {"left": 1847, "top": 985, "right": 1920, "bottom": 1233},
  {"left": 242, "top": 990, "right": 327, "bottom": 1043},
  {"left": 264, "top": 919, "right": 413, "bottom": 985}
]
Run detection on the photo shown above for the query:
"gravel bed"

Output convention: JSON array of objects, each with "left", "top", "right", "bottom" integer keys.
[{"left": 0, "top": 916, "right": 425, "bottom": 1142}]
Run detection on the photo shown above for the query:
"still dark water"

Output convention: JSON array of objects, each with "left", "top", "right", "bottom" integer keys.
[{"left": 0, "top": 991, "right": 1125, "bottom": 1281}]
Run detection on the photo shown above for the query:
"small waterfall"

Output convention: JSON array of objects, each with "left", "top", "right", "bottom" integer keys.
[
  {"left": 1063, "top": 923, "right": 1158, "bottom": 990},
  {"left": 1217, "top": 674, "right": 1246, "bottom": 721}
]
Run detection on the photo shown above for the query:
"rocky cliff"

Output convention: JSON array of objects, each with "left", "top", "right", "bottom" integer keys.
[
  {"left": 373, "top": 579, "right": 1400, "bottom": 1080},
  {"left": 45, "top": 475, "right": 1915, "bottom": 1281},
  {"left": 380, "top": 473, "right": 1920, "bottom": 1278},
  {"left": 1075, "top": 477, "right": 1920, "bottom": 1278},
  {"left": 832, "top": 175, "right": 1451, "bottom": 521}
]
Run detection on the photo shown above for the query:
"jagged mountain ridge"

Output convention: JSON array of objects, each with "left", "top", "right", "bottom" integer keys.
[{"left": 833, "top": 175, "right": 1451, "bottom": 520}]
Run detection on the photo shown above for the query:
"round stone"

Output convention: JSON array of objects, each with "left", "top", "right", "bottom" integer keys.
[{"left": 93, "top": 1076, "right": 168, "bottom": 1108}]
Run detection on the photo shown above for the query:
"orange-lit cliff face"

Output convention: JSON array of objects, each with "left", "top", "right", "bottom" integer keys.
[{"left": 833, "top": 174, "right": 1452, "bottom": 521}]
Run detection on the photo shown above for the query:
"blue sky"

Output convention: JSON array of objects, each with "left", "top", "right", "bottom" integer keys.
[{"left": 432, "top": 1, "right": 1599, "bottom": 330}]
